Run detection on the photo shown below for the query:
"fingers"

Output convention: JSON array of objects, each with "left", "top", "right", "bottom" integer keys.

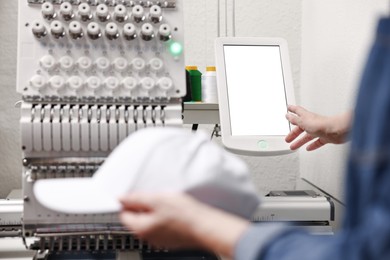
[
  {"left": 286, "top": 105, "right": 309, "bottom": 127},
  {"left": 120, "top": 193, "right": 157, "bottom": 211},
  {"left": 289, "top": 133, "right": 314, "bottom": 150},
  {"left": 285, "top": 113, "right": 300, "bottom": 127},
  {"left": 306, "top": 138, "right": 325, "bottom": 151},
  {"left": 286, "top": 105, "right": 329, "bottom": 151},
  {"left": 285, "top": 126, "right": 304, "bottom": 143},
  {"left": 287, "top": 105, "right": 306, "bottom": 117},
  {"left": 285, "top": 106, "right": 306, "bottom": 144},
  {"left": 120, "top": 211, "right": 154, "bottom": 234}
]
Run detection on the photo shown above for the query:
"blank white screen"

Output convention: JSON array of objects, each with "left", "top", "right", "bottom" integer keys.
[{"left": 223, "top": 45, "right": 290, "bottom": 136}]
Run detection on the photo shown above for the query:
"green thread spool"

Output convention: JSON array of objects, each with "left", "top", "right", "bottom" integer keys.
[{"left": 186, "top": 66, "right": 202, "bottom": 102}]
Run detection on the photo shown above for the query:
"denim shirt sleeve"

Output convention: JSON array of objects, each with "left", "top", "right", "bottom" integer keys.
[
  {"left": 235, "top": 16, "right": 390, "bottom": 260},
  {"left": 234, "top": 224, "right": 293, "bottom": 260},
  {"left": 234, "top": 224, "right": 341, "bottom": 260}
]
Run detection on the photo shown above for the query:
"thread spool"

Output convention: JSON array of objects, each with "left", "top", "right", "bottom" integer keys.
[
  {"left": 201, "top": 66, "right": 218, "bottom": 103},
  {"left": 186, "top": 66, "right": 202, "bottom": 102}
]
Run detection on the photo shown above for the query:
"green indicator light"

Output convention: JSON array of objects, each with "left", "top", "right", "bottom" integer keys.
[
  {"left": 169, "top": 42, "right": 183, "bottom": 56},
  {"left": 257, "top": 140, "right": 268, "bottom": 149}
]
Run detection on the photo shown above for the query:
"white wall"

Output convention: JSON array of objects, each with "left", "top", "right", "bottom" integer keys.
[
  {"left": 0, "top": 1, "right": 301, "bottom": 198},
  {"left": 300, "top": 0, "right": 388, "bottom": 200},
  {"left": 0, "top": 1, "right": 21, "bottom": 198},
  {"left": 184, "top": 0, "right": 302, "bottom": 195}
]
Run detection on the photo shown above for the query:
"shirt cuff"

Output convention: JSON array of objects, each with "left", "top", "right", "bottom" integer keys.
[{"left": 234, "top": 223, "right": 290, "bottom": 260}]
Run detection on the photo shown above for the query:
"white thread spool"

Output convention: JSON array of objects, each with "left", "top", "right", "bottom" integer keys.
[{"left": 201, "top": 66, "right": 218, "bottom": 103}]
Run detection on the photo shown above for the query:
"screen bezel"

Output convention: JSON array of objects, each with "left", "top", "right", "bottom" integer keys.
[{"left": 215, "top": 37, "right": 296, "bottom": 156}]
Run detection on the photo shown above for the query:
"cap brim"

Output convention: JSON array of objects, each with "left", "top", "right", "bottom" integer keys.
[{"left": 34, "top": 178, "right": 121, "bottom": 214}]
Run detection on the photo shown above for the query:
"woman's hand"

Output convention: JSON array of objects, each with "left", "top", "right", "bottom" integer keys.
[
  {"left": 120, "top": 192, "right": 250, "bottom": 257},
  {"left": 285, "top": 105, "right": 352, "bottom": 151}
]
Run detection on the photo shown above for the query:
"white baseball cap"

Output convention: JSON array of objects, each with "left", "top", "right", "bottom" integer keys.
[{"left": 34, "top": 128, "right": 260, "bottom": 218}]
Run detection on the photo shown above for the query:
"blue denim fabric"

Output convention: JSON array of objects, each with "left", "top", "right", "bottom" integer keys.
[{"left": 235, "top": 18, "right": 390, "bottom": 260}]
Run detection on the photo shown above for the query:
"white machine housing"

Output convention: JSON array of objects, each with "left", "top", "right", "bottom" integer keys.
[{"left": 16, "top": 0, "right": 186, "bottom": 256}]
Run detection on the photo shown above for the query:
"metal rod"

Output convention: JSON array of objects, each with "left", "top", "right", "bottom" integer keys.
[
  {"left": 217, "top": 0, "right": 221, "bottom": 37},
  {"left": 35, "top": 230, "right": 134, "bottom": 237},
  {"left": 225, "top": 0, "right": 228, "bottom": 36},
  {"left": 232, "top": 0, "right": 236, "bottom": 37}
]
